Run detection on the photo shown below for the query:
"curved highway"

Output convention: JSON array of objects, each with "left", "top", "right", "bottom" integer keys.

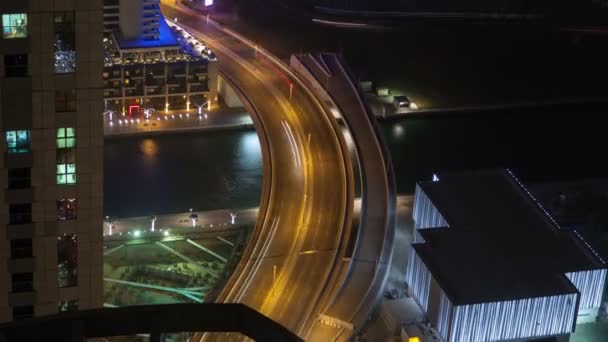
[{"left": 160, "top": 2, "right": 355, "bottom": 340}]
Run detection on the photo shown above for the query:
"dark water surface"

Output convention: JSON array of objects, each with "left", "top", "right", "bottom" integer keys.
[
  {"left": 104, "top": 130, "right": 263, "bottom": 218},
  {"left": 105, "top": 105, "right": 608, "bottom": 217}
]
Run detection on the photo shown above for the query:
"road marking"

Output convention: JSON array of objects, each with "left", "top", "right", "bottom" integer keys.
[
  {"left": 104, "top": 277, "right": 204, "bottom": 303},
  {"left": 281, "top": 120, "right": 301, "bottom": 168},
  {"left": 318, "top": 313, "right": 354, "bottom": 330},
  {"left": 312, "top": 18, "right": 368, "bottom": 28},
  {"left": 154, "top": 241, "right": 217, "bottom": 276},
  {"left": 186, "top": 239, "right": 228, "bottom": 263},
  {"left": 217, "top": 236, "right": 235, "bottom": 246},
  {"left": 104, "top": 244, "right": 125, "bottom": 256}
]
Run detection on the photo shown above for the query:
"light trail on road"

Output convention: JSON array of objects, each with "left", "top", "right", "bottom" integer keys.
[{"left": 160, "top": 2, "right": 355, "bottom": 341}]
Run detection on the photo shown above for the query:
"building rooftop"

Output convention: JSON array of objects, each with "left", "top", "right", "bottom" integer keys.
[
  {"left": 113, "top": 19, "right": 178, "bottom": 51},
  {"left": 414, "top": 169, "right": 605, "bottom": 305}
]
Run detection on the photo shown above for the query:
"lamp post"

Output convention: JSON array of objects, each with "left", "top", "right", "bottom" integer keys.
[
  {"left": 150, "top": 216, "right": 157, "bottom": 232},
  {"left": 105, "top": 216, "right": 114, "bottom": 236}
]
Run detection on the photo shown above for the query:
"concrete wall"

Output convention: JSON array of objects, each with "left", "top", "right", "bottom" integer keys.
[
  {"left": 120, "top": 0, "right": 142, "bottom": 39},
  {"left": 217, "top": 74, "right": 244, "bottom": 108}
]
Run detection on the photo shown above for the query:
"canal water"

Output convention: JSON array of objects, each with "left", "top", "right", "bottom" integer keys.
[
  {"left": 104, "top": 130, "right": 263, "bottom": 218},
  {"left": 105, "top": 105, "right": 608, "bottom": 217}
]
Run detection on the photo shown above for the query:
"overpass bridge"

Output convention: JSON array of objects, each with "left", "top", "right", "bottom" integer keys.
[
  {"left": 160, "top": 1, "right": 395, "bottom": 340},
  {"left": 292, "top": 53, "right": 397, "bottom": 340}
]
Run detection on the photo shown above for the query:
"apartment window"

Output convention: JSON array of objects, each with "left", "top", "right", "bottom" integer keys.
[
  {"left": 4, "top": 54, "right": 28, "bottom": 77},
  {"left": 57, "top": 149, "right": 76, "bottom": 185},
  {"left": 2, "top": 14, "right": 27, "bottom": 39},
  {"left": 58, "top": 234, "right": 78, "bottom": 288},
  {"left": 57, "top": 198, "right": 77, "bottom": 221},
  {"left": 6, "top": 130, "right": 30, "bottom": 153},
  {"left": 54, "top": 12, "right": 75, "bottom": 73},
  {"left": 12, "top": 272, "right": 33, "bottom": 293},
  {"left": 12, "top": 306, "right": 33, "bottom": 320},
  {"left": 58, "top": 299, "right": 78, "bottom": 313},
  {"left": 56, "top": 127, "right": 76, "bottom": 148},
  {"left": 9, "top": 203, "right": 32, "bottom": 224},
  {"left": 55, "top": 90, "right": 76, "bottom": 113},
  {"left": 10, "top": 239, "right": 33, "bottom": 259},
  {"left": 8, "top": 168, "right": 31, "bottom": 189}
]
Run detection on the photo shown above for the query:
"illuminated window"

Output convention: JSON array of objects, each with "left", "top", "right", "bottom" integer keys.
[
  {"left": 57, "top": 149, "right": 76, "bottom": 185},
  {"left": 2, "top": 14, "right": 27, "bottom": 39},
  {"left": 56, "top": 128, "right": 75, "bottom": 148},
  {"left": 57, "top": 198, "right": 77, "bottom": 221},
  {"left": 55, "top": 90, "right": 76, "bottom": 112},
  {"left": 6, "top": 130, "right": 30, "bottom": 153},
  {"left": 58, "top": 234, "right": 78, "bottom": 288},
  {"left": 58, "top": 299, "right": 78, "bottom": 313},
  {"left": 54, "top": 12, "right": 75, "bottom": 73}
]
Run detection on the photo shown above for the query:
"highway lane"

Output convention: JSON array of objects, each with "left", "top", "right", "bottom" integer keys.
[
  {"left": 160, "top": 2, "right": 354, "bottom": 339},
  {"left": 298, "top": 53, "right": 396, "bottom": 341}
]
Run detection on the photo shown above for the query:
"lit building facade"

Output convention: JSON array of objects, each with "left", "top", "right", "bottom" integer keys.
[
  {"left": 406, "top": 169, "right": 607, "bottom": 342},
  {"left": 0, "top": 1, "right": 104, "bottom": 321},
  {"left": 104, "top": 0, "right": 161, "bottom": 39},
  {"left": 102, "top": 4, "right": 218, "bottom": 117}
]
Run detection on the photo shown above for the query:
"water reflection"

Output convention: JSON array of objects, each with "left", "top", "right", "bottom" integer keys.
[
  {"left": 105, "top": 132, "right": 263, "bottom": 218},
  {"left": 392, "top": 124, "right": 405, "bottom": 139},
  {"left": 140, "top": 138, "right": 159, "bottom": 160},
  {"left": 237, "top": 131, "right": 262, "bottom": 169}
]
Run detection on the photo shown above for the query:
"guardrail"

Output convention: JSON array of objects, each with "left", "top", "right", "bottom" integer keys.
[{"left": 0, "top": 304, "right": 302, "bottom": 341}]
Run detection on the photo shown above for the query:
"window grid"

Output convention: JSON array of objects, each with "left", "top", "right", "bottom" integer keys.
[
  {"left": 6, "top": 130, "right": 30, "bottom": 153},
  {"left": 56, "top": 127, "right": 75, "bottom": 148},
  {"left": 2, "top": 14, "right": 27, "bottom": 39}
]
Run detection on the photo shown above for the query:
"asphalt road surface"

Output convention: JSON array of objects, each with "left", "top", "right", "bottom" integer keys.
[{"left": 160, "top": 2, "right": 354, "bottom": 340}]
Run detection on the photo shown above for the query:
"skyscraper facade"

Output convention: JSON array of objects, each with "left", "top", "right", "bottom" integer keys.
[{"left": 0, "top": 0, "right": 104, "bottom": 321}]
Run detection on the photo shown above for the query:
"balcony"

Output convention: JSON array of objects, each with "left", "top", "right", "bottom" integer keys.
[
  {"left": 4, "top": 152, "right": 33, "bottom": 168},
  {"left": 189, "top": 84, "right": 209, "bottom": 93},
  {"left": 0, "top": 304, "right": 302, "bottom": 341},
  {"left": 125, "top": 87, "right": 144, "bottom": 97},
  {"left": 168, "top": 85, "right": 187, "bottom": 95},
  {"left": 5, "top": 223, "right": 34, "bottom": 240},
  {"left": 5, "top": 188, "right": 33, "bottom": 203},
  {"left": 7, "top": 258, "right": 35, "bottom": 274},
  {"left": 8, "top": 292, "right": 36, "bottom": 307}
]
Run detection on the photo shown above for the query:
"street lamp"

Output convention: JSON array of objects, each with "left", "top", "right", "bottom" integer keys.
[
  {"left": 150, "top": 216, "right": 157, "bottom": 232},
  {"left": 230, "top": 212, "right": 237, "bottom": 225},
  {"left": 105, "top": 216, "right": 114, "bottom": 236},
  {"left": 190, "top": 213, "right": 199, "bottom": 227}
]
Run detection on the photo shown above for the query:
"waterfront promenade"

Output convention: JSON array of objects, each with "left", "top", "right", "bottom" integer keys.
[
  {"left": 104, "top": 107, "right": 253, "bottom": 137},
  {"left": 103, "top": 207, "right": 259, "bottom": 237}
]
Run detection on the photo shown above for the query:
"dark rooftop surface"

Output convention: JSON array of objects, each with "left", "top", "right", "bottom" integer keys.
[
  {"left": 113, "top": 19, "right": 178, "bottom": 50},
  {"left": 414, "top": 169, "right": 605, "bottom": 305}
]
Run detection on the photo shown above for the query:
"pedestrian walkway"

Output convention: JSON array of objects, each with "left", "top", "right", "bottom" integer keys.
[
  {"left": 104, "top": 106, "right": 253, "bottom": 137},
  {"left": 103, "top": 207, "right": 259, "bottom": 237}
]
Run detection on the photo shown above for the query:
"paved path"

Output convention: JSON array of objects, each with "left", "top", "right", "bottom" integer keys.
[
  {"left": 104, "top": 207, "right": 258, "bottom": 236},
  {"left": 104, "top": 108, "right": 253, "bottom": 137}
]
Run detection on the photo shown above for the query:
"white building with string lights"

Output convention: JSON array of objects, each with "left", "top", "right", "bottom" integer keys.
[{"left": 405, "top": 169, "right": 607, "bottom": 342}]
